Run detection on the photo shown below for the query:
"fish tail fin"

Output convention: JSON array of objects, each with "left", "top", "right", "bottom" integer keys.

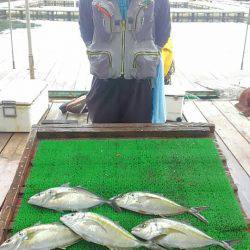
[
  {"left": 217, "top": 240, "right": 239, "bottom": 250},
  {"left": 188, "top": 206, "right": 209, "bottom": 224},
  {"left": 104, "top": 198, "right": 122, "bottom": 212}
]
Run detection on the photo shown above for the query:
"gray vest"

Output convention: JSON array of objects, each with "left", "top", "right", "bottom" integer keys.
[{"left": 87, "top": 0, "right": 160, "bottom": 79}]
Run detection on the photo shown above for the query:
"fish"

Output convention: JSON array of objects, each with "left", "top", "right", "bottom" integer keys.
[
  {"left": 0, "top": 222, "right": 81, "bottom": 250},
  {"left": 131, "top": 218, "right": 236, "bottom": 250},
  {"left": 60, "top": 212, "right": 162, "bottom": 249},
  {"left": 28, "top": 183, "right": 120, "bottom": 212},
  {"left": 110, "top": 192, "right": 208, "bottom": 223}
]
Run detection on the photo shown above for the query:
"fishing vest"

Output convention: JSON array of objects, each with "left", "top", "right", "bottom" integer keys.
[{"left": 87, "top": 0, "right": 160, "bottom": 79}]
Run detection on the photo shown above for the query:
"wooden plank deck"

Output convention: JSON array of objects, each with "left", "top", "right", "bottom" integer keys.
[
  {"left": 0, "top": 133, "right": 28, "bottom": 209},
  {"left": 183, "top": 100, "right": 250, "bottom": 219},
  {"left": 43, "top": 101, "right": 88, "bottom": 124},
  {"left": 1, "top": 21, "right": 249, "bottom": 95}
]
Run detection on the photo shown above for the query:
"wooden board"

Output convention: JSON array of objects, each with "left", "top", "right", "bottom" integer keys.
[
  {"left": 36, "top": 123, "right": 214, "bottom": 139},
  {"left": 212, "top": 101, "right": 250, "bottom": 143},
  {"left": 1, "top": 22, "right": 249, "bottom": 95},
  {"left": 67, "top": 112, "right": 88, "bottom": 125},
  {"left": 0, "top": 133, "right": 28, "bottom": 209},
  {"left": 194, "top": 101, "right": 250, "bottom": 177},
  {"left": 0, "top": 133, "right": 12, "bottom": 153},
  {"left": 45, "top": 102, "right": 67, "bottom": 121}
]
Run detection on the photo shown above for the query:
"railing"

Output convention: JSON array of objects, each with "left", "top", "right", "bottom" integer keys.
[{"left": 0, "top": 7, "right": 248, "bottom": 23}]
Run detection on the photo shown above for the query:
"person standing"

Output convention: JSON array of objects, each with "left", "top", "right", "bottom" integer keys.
[{"left": 79, "top": 0, "right": 171, "bottom": 123}]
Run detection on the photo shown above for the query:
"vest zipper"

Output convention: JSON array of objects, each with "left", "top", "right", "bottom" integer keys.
[
  {"left": 133, "top": 51, "right": 160, "bottom": 68},
  {"left": 121, "top": 20, "right": 126, "bottom": 76},
  {"left": 87, "top": 51, "right": 112, "bottom": 66}
]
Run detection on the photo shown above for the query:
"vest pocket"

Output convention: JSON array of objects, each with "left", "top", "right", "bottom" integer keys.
[
  {"left": 133, "top": 52, "right": 160, "bottom": 79},
  {"left": 133, "top": 0, "right": 154, "bottom": 41},
  {"left": 92, "top": 2, "right": 114, "bottom": 42},
  {"left": 87, "top": 51, "right": 112, "bottom": 79}
]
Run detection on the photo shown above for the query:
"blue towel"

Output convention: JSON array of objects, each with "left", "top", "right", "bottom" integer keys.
[{"left": 152, "top": 57, "right": 166, "bottom": 123}]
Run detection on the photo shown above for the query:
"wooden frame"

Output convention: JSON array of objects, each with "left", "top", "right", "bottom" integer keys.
[{"left": 0, "top": 122, "right": 248, "bottom": 244}]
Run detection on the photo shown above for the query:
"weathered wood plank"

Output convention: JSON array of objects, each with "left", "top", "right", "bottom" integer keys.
[
  {"left": 213, "top": 101, "right": 250, "bottom": 143},
  {"left": 0, "top": 133, "right": 13, "bottom": 153},
  {"left": 1, "top": 133, "right": 28, "bottom": 160},
  {"left": 37, "top": 123, "right": 212, "bottom": 140},
  {"left": 216, "top": 133, "right": 250, "bottom": 219},
  {"left": 195, "top": 101, "right": 250, "bottom": 177},
  {"left": 0, "top": 129, "right": 37, "bottom": 243},
  {"left": 0, "top": 133, "right": 28, "bottom": 209},
  {"left": 37, "top": 122, "right": 215, "bottom": 131},
  {"left": 183, "top": 101, "right": 207, "bottom": 123},
  {"left": 67, "top": 112, "right": 88, "bottom": 125},
  {"left": 45, "top": 102, "right": 67, "bottom": 121}
]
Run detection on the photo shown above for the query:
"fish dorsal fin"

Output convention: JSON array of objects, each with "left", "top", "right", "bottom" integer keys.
[
  {"left": 75, "top": 186, "right": 89, "bottom": 191},
  {"left": 160, "top": 218, "right": 191, "bottom": 226},
  {"left": 52, "top": 222, "right": 62, "bottom": 226},
  {"left": 74, "top": 187, "right": 100, "bottom": 198},
  {"left": 144, "top": 191, "right": 167, "bottom": 197},
  {"left": 75, "top": 186, "right": 98, "bottom": 194},
  {"left": 61, "top": 183, "right": 70, "bottom": 187},
  {"left": 179, "top": 220, "right": 192, "bottom": 226},
  {"left": 33, "top": 221, "right": 42, "bottom": 226},
  {"left": 114, "top": 221, "right": 121, "bottom": 227},
  {"left": 137, "top": 195, "right": 163, "bottom": 203},
  {"left": 107, "top": 247, "right": 133, "bottom": 250}
]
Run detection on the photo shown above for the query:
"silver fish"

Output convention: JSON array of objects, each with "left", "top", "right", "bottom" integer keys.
[
  {"left": 60, "top": 212, "right": 161, "bottom": 249},
  {"left": 111, "top": 192, "right": 208, "bottom": 223},
  {"left": 0, "top": 222, "right": 81, "bottom": 250},
  {"left": 132, "top": 218, "right": 235, "bottom": 250},
  {"left": 28, "top": 184, "right": 119, "bottom": 212}
]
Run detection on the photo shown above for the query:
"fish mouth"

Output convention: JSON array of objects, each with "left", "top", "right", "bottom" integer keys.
[
  {"left": 131, "top": 227, "right": 141, "bottom": 236},
  {"left": 27, "top": 197, "right": 36, "bottom": 205},
  {"left": 28, "top": 197, "right": 43, "bottom": 206}
]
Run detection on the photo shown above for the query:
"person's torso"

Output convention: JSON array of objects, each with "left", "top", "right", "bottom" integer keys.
[{"left": 87, "top": 0, "right": 160, "bottom": 80}]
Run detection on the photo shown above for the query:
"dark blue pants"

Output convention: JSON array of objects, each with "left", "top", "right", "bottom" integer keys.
[{"left": 86, "top": 77, "right": 152, "bottom": 123}]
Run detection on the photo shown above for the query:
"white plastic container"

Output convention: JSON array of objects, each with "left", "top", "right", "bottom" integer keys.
[
  {"left": 0, "top": 80, "right": 49, "bottom": 132},
  {"left": 165, "top": 85, "right": 185, "bottom": 122}
]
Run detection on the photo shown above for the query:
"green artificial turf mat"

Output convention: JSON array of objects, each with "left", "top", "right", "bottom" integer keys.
[{"left": 12, "top": 138, "right": 250, "bottom": 249}]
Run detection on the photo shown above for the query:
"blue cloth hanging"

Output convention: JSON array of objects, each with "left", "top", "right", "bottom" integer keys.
[{"left": 152, "top": 57, "right": 166, "bottom": 123}]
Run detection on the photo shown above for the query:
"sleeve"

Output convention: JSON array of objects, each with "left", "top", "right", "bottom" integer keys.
[
  {"left": 154, "top": 0, "right": 171, "bottom": 48},
  {"left": 79, "top": 0, "right": 94, "bottom": 45}
]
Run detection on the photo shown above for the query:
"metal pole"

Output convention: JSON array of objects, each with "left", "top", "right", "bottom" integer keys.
[
  {"left": 8, "top": 0, "right": 15, "bottom": 69},
  {"left": 241, "top": 6, "right": 250, "bottom": 70},
  {"left": 25, "top": 0, "right": 35, "bottom": 79}
]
